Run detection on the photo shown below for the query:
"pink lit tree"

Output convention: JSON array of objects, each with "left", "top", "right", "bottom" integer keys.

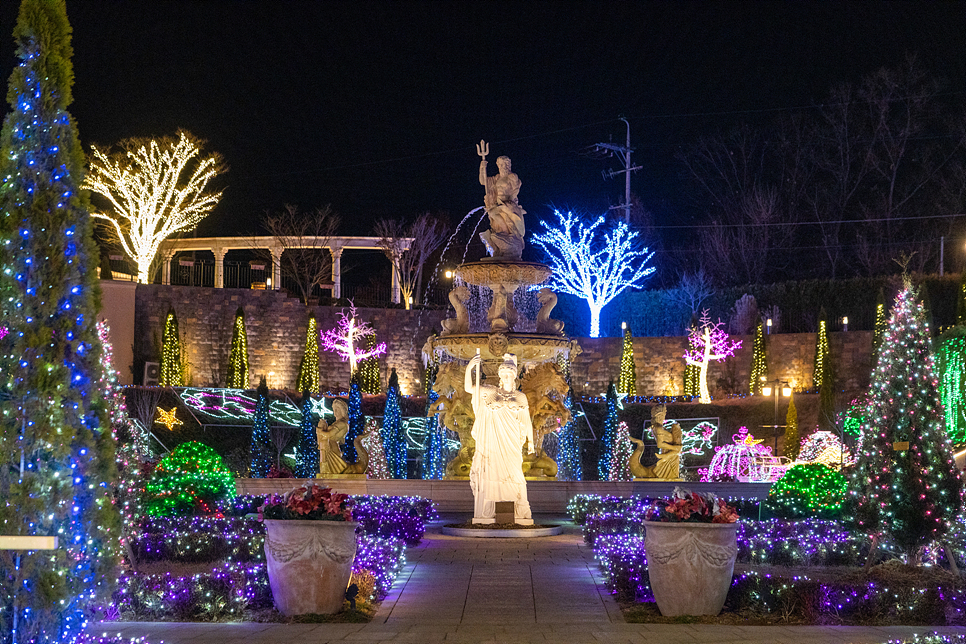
[
  {"left": 684, "top": 311, "right": 742, "bottom": 403},
  {"left": 320, "top": 303, "right": 387, "bottom": 376}
]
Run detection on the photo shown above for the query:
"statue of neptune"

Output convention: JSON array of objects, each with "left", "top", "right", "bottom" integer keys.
[{"left": 464, "top": 351, "right": 534, "bottom": 524}]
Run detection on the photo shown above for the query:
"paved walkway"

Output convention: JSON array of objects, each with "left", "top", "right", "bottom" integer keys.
[{"left": 90, "top": 515, "right": 966, "bottom": 644}]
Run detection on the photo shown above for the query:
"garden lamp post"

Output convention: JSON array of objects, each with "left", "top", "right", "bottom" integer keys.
[{"left": 761, "top": 378, "right": 791, "bottom": 453}]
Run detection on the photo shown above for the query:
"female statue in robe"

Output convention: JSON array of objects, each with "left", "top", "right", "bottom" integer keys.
[{"left": 316, "top": 399, "right": 350, "bottom": 476}]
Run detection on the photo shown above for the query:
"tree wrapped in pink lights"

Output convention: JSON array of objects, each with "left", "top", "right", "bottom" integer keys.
[
  {"left": 320, "top": 303, "right": 387, "bottom": 377},
  {"left": 683, "top": 311, "right": 741, "bottom": 404}
]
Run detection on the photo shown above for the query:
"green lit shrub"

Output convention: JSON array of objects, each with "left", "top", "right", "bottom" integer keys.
[
  {"left": 145, "top": 441, "right": 236, "bottom": 516},
  {"left": 765, "top": 463, "right": 846, "bottom": 519}
]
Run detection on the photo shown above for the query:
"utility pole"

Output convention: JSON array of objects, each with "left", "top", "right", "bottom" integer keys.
[{"left": 586, "top": 117, "right": 642, "bottom": 224}]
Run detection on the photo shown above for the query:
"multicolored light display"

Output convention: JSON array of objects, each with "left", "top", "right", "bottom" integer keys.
[{"left": 703, "top": 427, "right": 782, "bottom": 482}]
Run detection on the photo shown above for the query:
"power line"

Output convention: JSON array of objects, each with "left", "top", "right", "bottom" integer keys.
[{"left": 645, "top": 213, "right": 966, "bottom": 229}]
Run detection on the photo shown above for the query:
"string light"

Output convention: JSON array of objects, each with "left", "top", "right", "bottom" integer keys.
[
  {"left": 225, "top": 307, "right": 249, "bottom": 389},
  {"left": 359, "top": 333, "right": 382, "bottom": 394},
  {"left": 766, "top": 463, "right": 847, "bottom": 518},
  {"left": 749, "top": 320, "right": 767, "bottom": 394},
  {"left": 608, "top": 421, "right": 633, "bottom": 481},
  {"left": 683, "top": 311, "right": 742, "bottom": 404},
  {"left": 159, "top": 308, "right": 183, "bottom": 386},
  {"left": 531, "top": 210, "right": 656, "bottom": 338},
  {"left": 938, "top": 334, "right": 966, "bottom": 447},
  {"left": 381, "top": 369, "right": 406, "bottom": 479},
  {"left": 556, "top": 386, "right": 582, "bottom": 481},
  {"left": 683, "top": 321, "right": 701, "bottom": 397},
  {"left": 617, "top": 325, "right": 636, "bottom": 395},
  {"left": 422, "top": 362, "right": 446, "bottom": 480},
  {"left": 597, "top": 383, "right": 619, "bottom": 480},
  {"left": 179, "top": 387, "right": 328, "bottom": 426},
  {"left": 361, "top": 418, "right": 391, "bottom": 479},
  {"left": 249, "top": 379, "right": 272, "bottom": 478},
  {"left": 144, "top": 442, "right": 235, "bottom": 516},
  {"left": 320, "top": 303, "right": 386, "bottom": 375},
  {"left": 703, "top": 427, "right": 781, "bottom": 482},
  {"left": 343, "top": 372, "right": 365, "bottom": 464},
  {"left": 154, "top": 407, "right": 182, "bottom": 431},
  {"left": 85, "top": 131, "right": 224, "bottom": 283},
  {"left": 294, "top": 391, "right": 319, "bottom": 478},
  {"left": 296, "top": 315, "right": 320, "bottom": 394}
]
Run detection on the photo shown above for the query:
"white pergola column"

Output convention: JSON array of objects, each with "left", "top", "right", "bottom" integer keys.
[
  {"left": 390, "top": 255, "right": 401, "bottom": 304},
  {"left": 330, "top": 246, "right": 344, "bottom": 298},
  {"left": 271, "top": 248, "right": 282, "bottom": 290},
  {"left": 213, "top": 247, "right": 226, "bottom": 288},
  {"left": 161, "top": 251, "right": 175, "bottom": 285}
]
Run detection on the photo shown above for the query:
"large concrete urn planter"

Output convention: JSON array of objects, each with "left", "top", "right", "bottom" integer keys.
[
  {"left": 643, "top": 521, "right": 739, "bottom": 616},
  {"left": 263, "top": 519, "right": 358, "bottom": 615}
]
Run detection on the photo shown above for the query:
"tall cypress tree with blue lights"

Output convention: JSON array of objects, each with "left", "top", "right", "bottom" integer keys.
[
  {"left": 597, "top": 382, "right": 618, "bottom": 480},
  {"left": 249, "top": 377, "right": 271, "bottom": 477},
  {"left": 295, "top": 390, "right": 319, "bottom": 478},
  {"left": 556, "top": 385, "right": 581, "bottom": 481},
  {"left": 381, "top": 368, "right": 406, "bottom": 478},
  {"left": 343, "top": 370, "right": 364, "bottom": 464},
  {"left": 422, "top": 362, "right": 446, "bottom": 479},
  {"left": 0, "top": 1, "right": 120, "bottom": 640}
]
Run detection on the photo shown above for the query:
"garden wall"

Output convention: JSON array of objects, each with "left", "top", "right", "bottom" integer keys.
[{"left": 132, "top": 284, "right": 873, "bottom": 398}]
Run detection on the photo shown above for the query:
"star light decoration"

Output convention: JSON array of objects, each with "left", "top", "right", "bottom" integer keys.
[
  {"left": 155, "top": 407, "right": 183, "bottom": 431},
  {"left": 84, "top": 131, "right": 225, "bottom": 283},
  {"left": 320, "top": 303, "right": 387, "bottom": 375},
  {"left": 531, "top": 210, "right": 656, "bottom": 338},
  {"left": 683, "top": 311, "right": 742, "bottom": 404}
]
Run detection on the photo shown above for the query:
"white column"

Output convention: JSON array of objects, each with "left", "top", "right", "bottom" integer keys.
[
  {"left": 330, "top": 246, "right": 344, "bottom": 299},
  {"left": 390, "top": 255, "right": 401, "bottom": 304},
  {"left": 213, "top": 247, "right": 226, "bottom": 289},
  {"left": 271, "top": 249, "right": 282, "bottom": 290},
  {"left": 162, "top": 251, "right": 175, "bottom": 285}
]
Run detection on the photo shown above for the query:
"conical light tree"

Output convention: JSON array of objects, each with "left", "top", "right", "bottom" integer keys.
[
  {"left": 556, "top": 386, "right": 582, "bottom": 481},
  {"left": 873, "top": 287, "right": 887, "bottom": 357},
  {"left": 848, "top": 280, "right": 963, "bottom": 563},
  {"left": 608, "top": 422, "right": 633, "bottom": 481},
  {"left": 381, "top": 369, "right": 406, "bottom": 478},
  {"left": 749, "top": 320, "right": 767, "bottom": 395},
  {"left": 343, "top": 371, "right": 365, "bottom": 464},
  {"left": 295, "top": 390, "right": 319, "bottom": 478},
  {"left": 226, "top": 306, "right": 249, "bottom": 389},
  {"left": 683, "top": 312, "right": 741, "bottom": 404},
  {"left": 938, "top": 329, "right": 966, "bottom": 448},
  {"left": 422, "top": 362, "right": 446, "bottom": 480},
  {"left": 782, "top": 392, "right": 799, "bottom": 460},
  {"left": 249, "top": 377, "right": 271, "bottom": 477},
  {"left": 159, "top": 308, "right": 183, "bottom": 386},
  {"left": 597, "top": 382, "right": 619, "bottom": 480},
  {"left": 359, "top": 333, "right": 382, "bottom": 394},
  {"left": 617, "top": 325, "right": 636, "bottom": 395},
  {"left": 296, "top": 315, "right": 320, "bottom": 394},
  {"left": 814, "top": 308, "right": 835, "bottom": 431},
  {"left": 0, "top": 1, "right": 120, "bottom": 639}
]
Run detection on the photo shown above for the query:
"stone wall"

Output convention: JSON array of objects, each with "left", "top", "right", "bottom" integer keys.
[
  {"left": 134, "top": 285, "right": 447, "bottom": 394},
  {"left": 133, "top": 284, "right": 873, "bottom": 398}
]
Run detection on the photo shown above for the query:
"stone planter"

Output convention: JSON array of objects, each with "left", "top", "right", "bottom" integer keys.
[
  {"left": 643, "top": 521, "right": 739, "bottom": 616},
  {"left": 263, "top": 519, "right": 358, "bottom": 615}
]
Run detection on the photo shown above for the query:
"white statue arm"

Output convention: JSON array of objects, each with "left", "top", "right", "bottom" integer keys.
[{"left": 464, "top": 353, "right": 481, "bottom": 396}]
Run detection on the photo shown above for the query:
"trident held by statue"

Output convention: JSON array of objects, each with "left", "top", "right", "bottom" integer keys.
[{"left": 476, "top": 139, "right": 489, "bottom": 160}]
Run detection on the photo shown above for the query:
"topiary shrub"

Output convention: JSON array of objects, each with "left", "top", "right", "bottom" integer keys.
[
  {"left": 765, "top": 463, "right": 846, "bottom": 519},
  {"left": 145, "top": 441, "right": 236, "bottom": 516}
]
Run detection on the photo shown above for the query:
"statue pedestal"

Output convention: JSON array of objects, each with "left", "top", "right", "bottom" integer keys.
[
  {"left": 316, "top": 473, "right": 367, "bottom": 480},
  {"left": 472, "top": 517, "right": 534, "bottom": 526}
]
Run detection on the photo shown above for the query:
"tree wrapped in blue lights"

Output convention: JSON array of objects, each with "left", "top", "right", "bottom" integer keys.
[
  {"left": 0, "top": 1, "right": 121, "bottom": 640},
  {"left": 249, "top": 377, "right": 272, "bottom": 477},
  {"left": 381, "top": 369, "right": 406, "bottom": 478},
  {"left": 531, "top": 210, "right": 655, "bottom": 338},
  {"left": 556, "top": 386, "right": 582, "bottom": 481},
  {"left": 597, "top": 382, "right": 619, "bottom": 480},
  {"left": 295, "top": 390, "right": 320, "bottom": 478},
  {"left": 422, "top": 362, "right": 446, "bottom": 479},
  {"left": 343, "top": 370, "right": 365, "bottom": 464},
  {"left": 295, "top": 315, "right": 320, "bottom": 394},
  {"left": 847, "top": 280, "right": 963, "bottom": 563},
  {"left": 226, "top": 306, "right": 249, "bottom": 389}
]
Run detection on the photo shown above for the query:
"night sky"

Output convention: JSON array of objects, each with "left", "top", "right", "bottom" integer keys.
[{"left": 1, "top": 1, "right": 964, "bottom": 257}]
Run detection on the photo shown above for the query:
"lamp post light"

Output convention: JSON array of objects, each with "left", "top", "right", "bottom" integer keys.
[
  {"left": 761, "top": 377, "right": 791, "bottom": 453},
  {"left": 766, "top": 318, "right": 772, "bottom": 335},
  {"left": 842, "top": 316, "right": 849, "bottom": 332},
  {"left": 444, "top": 269, "right": 453, "bottom": 280}
]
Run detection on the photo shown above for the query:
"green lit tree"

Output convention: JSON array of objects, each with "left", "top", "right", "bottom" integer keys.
[
  {"left": 683, "top": 321, "right": 700, "bottom": 397},
  {"left": 0, "top": 2, "right": 121, "bottom": 639},
  {"left": 160, "top": 307, "right": 183, "bottom": 386},
  {"left": 938, "top": 329, "right": 966, "bottom": 448},
  {"left": 295, "top": 390, "right": 319, "bottom": 478},
  {"left": 144, "top": 441, "right": 235, "bottom": 516},
  {"left": 617, "top": 325, "right": 636, "bottom": 395},
  {"left": 597, "top": 382, "right": 618, "bottom": 480},
  {"left": 381, "top": 368, "right": 406, "bottom": 478},
  {"left": 848, "top": 281, "right": 963, "bottom": 564},
  {"left": 814, "top": 308, "right": 835, "bottom": 432},
  {"left": 226, "top": 306, "right": 249, "bottom": 389},
  {"left": 873, "top": 287, "right": 887, "bottom": 357},
  {"left": 749, "top": 320, "right": 767, "bottom": 394},
  {"left": 766, "top": 463, "right": 846, "bottom": 519},
  {"left": 782, "top": 392, "right": 799, "bottom": 460},
  {"left": 359, "top": 333, "right": 382, "bottom": 394},
  {"left": 249, "top": 377, "right": 271, "bottom": 477},
  {"left": 296, "top": 315, "right": 320, "bottom": 393},
  {"left": 958, "top": 273, "right": 966, "bottom": 327}
]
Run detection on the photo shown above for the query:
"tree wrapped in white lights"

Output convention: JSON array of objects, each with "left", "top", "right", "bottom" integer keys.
[
  {"left": 85, "top": 131, "right": 224, "bottom": 282},
  {"left": 683, "top": 311, "right": 741, "bottom": 403},
  {"left": 531, "top": 210, "right": 655, "bottom": 338},
  {"left": 320, "top": 303, "right": 388, "bottom": 376}
]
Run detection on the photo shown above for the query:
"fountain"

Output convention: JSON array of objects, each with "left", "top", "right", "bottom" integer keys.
[{"left": 423, "top": 141, "right": 579, "bottom": 481}]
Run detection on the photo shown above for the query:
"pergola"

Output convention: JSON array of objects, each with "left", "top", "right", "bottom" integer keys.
[{"left": 157, "top": 235, "right": 412, "bottom": 301}]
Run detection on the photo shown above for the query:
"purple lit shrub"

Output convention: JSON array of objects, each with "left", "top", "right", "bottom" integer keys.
[
  {"left": 134, "top": 516, "right": 265, "bottom": 563},
  {"left": 351, "top": 495, "right": 438, "bottom": 546},
  {"left": 736, "top": 520, "right": 882, "bottom": 567},
  {"left": 353, "top": 534, "right": 406, "bottom": 600},
  {"left": 583, "top": 509, "right": 646, "bottom": 546},
  {"left": 594, "top": 534, "right": 651, "bottom": 602}
]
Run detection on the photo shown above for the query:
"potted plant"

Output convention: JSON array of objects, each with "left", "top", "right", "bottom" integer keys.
[
  {"left": 260, "top": 483, "right": 358, "bottom": 615},
  {"left": 643, "top": 487, "right": 739, "bottom": 616}
]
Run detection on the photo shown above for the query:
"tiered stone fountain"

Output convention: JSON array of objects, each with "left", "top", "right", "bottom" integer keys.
[{"left": 423, "top": 142, "right": 579, "bottom": 479}]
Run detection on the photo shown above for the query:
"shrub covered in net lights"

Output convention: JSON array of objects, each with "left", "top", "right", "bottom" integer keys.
[
  {"left": 145, "top": 442, "right": 236, "bottom": 516},
  {"left": 765, "top": 462, "right": 846, "bottom": 519}
]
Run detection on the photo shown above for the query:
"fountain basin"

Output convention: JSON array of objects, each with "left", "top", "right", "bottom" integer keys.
[
  {"left": 456, "top": 260, "right": 551, "bottom": 289},
  {"left": 428, "top": 332, "right": 578, "bottom": 375}
]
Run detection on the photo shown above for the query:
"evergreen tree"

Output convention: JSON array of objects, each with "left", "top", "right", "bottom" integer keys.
[
  {"left": 422, "top": 362, "right": 446, "bottom": 479},
  {"left": 683, "top": 322, "right": 700, "bottom": 397},
  {"left": 814, "top": 308, "right": 836, "bottom": 432},
  {"left": 556, "top": 384, "right": 582, "bottom": 481},
  {"left": 343, "top": 371, "right": 365, "bottom": 464},
  {"left": 938, "top": 329, "right": 966, "bottom": 447},
  {"left": 359, "top": 333, "right": 382, "bottom": 394},
  {"left": 159, "top": 307, "right": 183, "bottom": 386},
  {"left": 295, "top": 390, "right": 319, "bottom": 478},
  {"left": 782, "top": 392, "right": 799, "bottom": 460},
  {"left": 295, "top": 315, "right": 320, "bottom": 394},
  {"left": 848, "top": 281, "right": 963, "bottom": 563},
  {"left": 617, "top": 326, "right": 636, "bottom": 395},
  {"left": 749, "top": 320, "right": 767, "bottom": 394},
  {"left": 226, "top": 306, "right": 249, "bottom": 389},
  {"left": 597, "top": 382, "right": 618, "bottom": 480},
  {"left": 0, "top": 2, "right": 120, "bottom": 639},
  {"left": 381, "top": 368, "right": 406, "bottom": 478},
  {"left": 249, "top": 377, "right": 271, "bottom": 477},
  {"left": 813, "top": 308, "right": 830, "bottom": 389},
  {"left": 873, "top": 287, "right": 887, "bottom": 359},
  {"left": 361, "top": 417, "right": 390, "bottom": 479},
  {"left": 608, "top": 422, "right": 633, "bottom": 481}
]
